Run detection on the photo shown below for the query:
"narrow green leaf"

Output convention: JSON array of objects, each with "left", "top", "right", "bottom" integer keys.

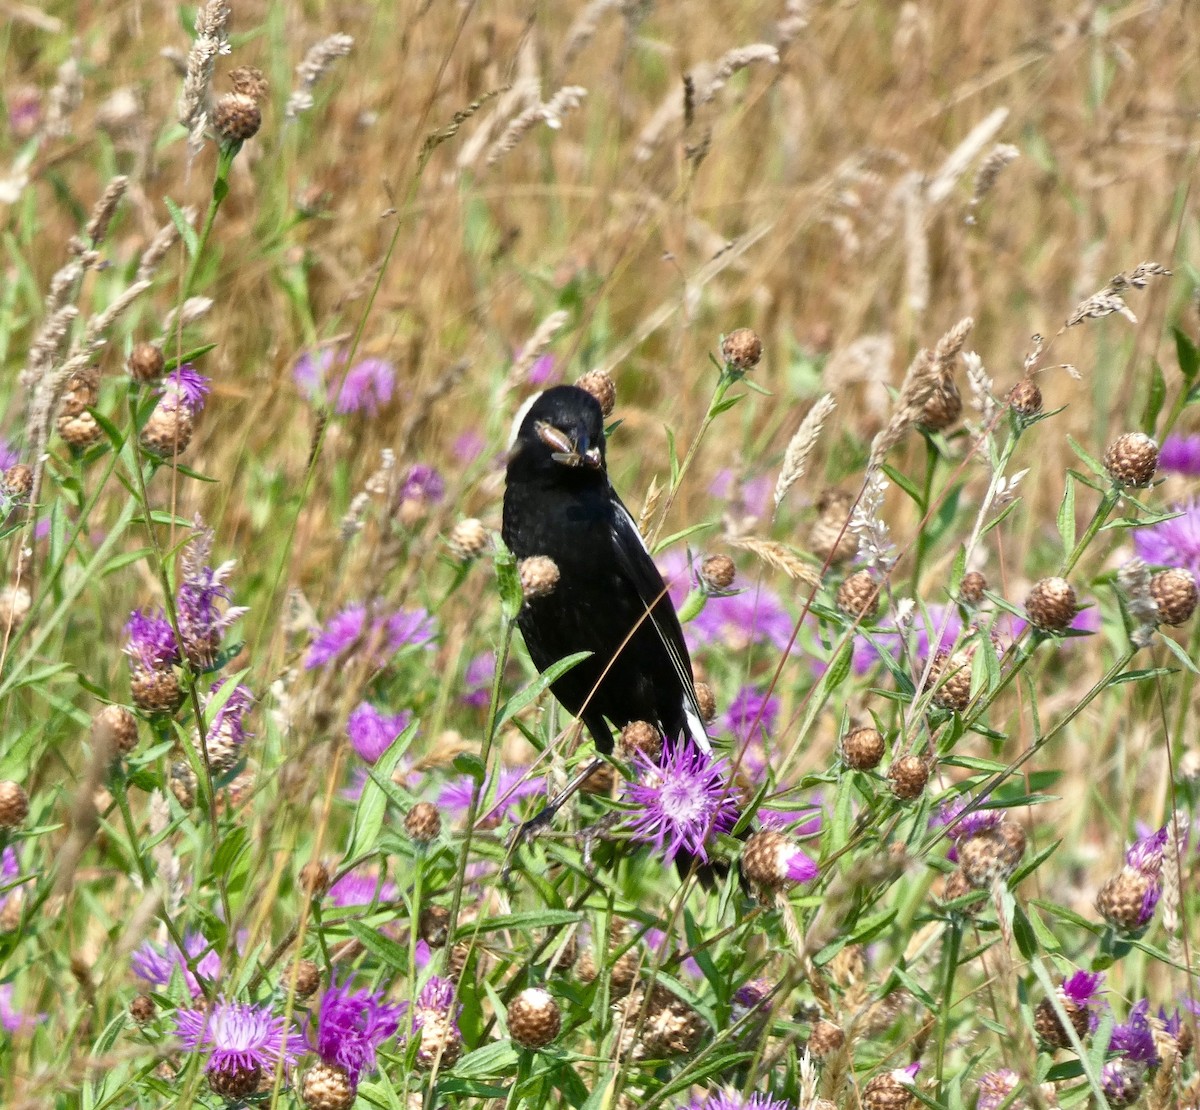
[
  {"left": 880, "top": 463, "right": 924, "bottom": 507},
  {"left": 1140, "top": 360, "right": 1166, "bottom": 434},
  {"left": 347, "top": 920, "right": 410, "bottom": 971},
  {"left": 344, "top": 722, "right": 415, "bottom": 860},
  {"left": 1175, "top": 325, "right": 1199, "bottom": 383},
  {"left": 453, "top": 909, "right": 580, "bottom": 939},
  {"left": 1056, "top": 476, "right": 1076, "bottom": 555},
  {"left": 163, "top": 195, "right": 199, "bottom": 258},
  {"left": 1157, "top": 630, "right": 1200, "bottom": 675},
  {"left": 493, "top": 537, "right": 522, "bottom": 620},
  {"left": 496, "top": 652, "right": 590, "bottom": 729}
]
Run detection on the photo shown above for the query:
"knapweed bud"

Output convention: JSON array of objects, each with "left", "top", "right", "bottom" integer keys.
[
  {"left": 519, "top": 555, "right": 560, "bottom": 601},
  {"left": 447, "top": 518, "right": 488, "bottom": 562},
  {"left": 0, "top": 781, "right": 30, "bottom": 827},
  {"left": 1024, "top": 577, "right": 1077, "bottom": 632},
  {"left": 1034, "top": 998, "right": 1089, "bottom": 1050},
  {"left": 958, "top": 821, "right": 1025, "bottom": 888},
  {"left": 170, "top": 760, "right": 198, "bottom": 809},
  {"left": 929, "top": 650, "right": 973, "bottom": 712},
  {"left": 959, "top": 570, "right": 987, "bottom": 606},
  {"left": 92, "top": 704, "right": 139, "bottom": 758},
  {"left": 808, "top": 1019, "right": 846, "bottom": 1057},
  {"left": 810, "top": 488, "right": 856, "bottom": 567},
  {"left": 699, "top": 553, "right": 736, "bottom": 592},
  {"left": 58, "top": 410, "right": 104, "bottom": 450},
  {"left": 419, "top": 905, "right": 451, "bottom": 947},
  {"left": 888, "top": 755, "right": 930, "bottom": 801},
  {"left": 140, "top": 403, "right": 195, "bottom": 457},
  {"left": 507, "top": 987, "right": 561, "bottom": 1049},
  {"left": 301, "top": 1062, "right": 356, "bottom": 1110},
  {"left": 618, "top": 984, "right": 706, "bottom": 1059},
  {"left": 3, "top": 463, "right": 32, "bottom": 503},
  {"left": 918, "top": 378, "right": 962, "bottom": 431},
  {"left": 1096, "top": 867, "right": 1156, "bottom": 932},
  {"left": 214, "top": 94, "right": 261, "bottom": 143},
  {"left": 836, "top": 569, "right": 880, "bottom": 621},
  {"left": 841, "top": 726, "right": 885, "bottom": 771},
  {"left": 0, "top": 584, "right": 31, "bottom": 629},
  {"left": 290, "top": 958, "right": 321, "bottom": 1000},
  {"left": 299, "top": 860, "right": 331, "bottom": 897},
  {"left": 619, "top": 720, "right": 662, "bottom": 762},
  {"left": 127, "top": 342, "right": 165, "bottom": 383},
  {"left": 405, "top": 801, "right": 441, "bottom": 843},
  {"left": 1104, "top": 432, "right": 1158, "bottom": 488},
  {"left": 1149, "top": 568, "right": 1197, "bottom": 626},
  {"left": 1008, "top": 378, "right": 1043, "bottom": 418},
  {"left": 862, "top": 1068, "right": 919, "bottom": 1110},
  {"left": 693, "top": 681, "right": 717, "bottom": 723},
  {"left": 129, "top": 993, "right": 156, "bottom": 1024},
  {"left": 59, "top": 367, "right": 99, "bottom": 418},
  {"left": 721, "top": 327, "right": 763, "bottom": 370},
  {"left": 579, "top": 761, "right": 617, "bottom": 795},
  {"left": 575, "top": 369, "right": 616, "bottom": 417},
  {"left": 940, "top": 868, "right": 979, "bottom": 911},
  {"left": 741, "top": 829, "right": 820, "bottom": 892}
]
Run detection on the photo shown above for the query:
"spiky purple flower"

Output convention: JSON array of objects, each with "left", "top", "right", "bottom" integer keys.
[
  {"left": 159, "top": 364, "right": 211, "bottom": 414},
  {"left": 346, "top": 702, "right": 412, "bottom": 763},
  {"left": 437, "top": 764, "right": 544, "bottom": 827},
  {"left": 527, "top": 353, "right": 559, "bottom": 386},
  {"left": 176, "top": 525, "right": 247, "bottom": 667},
  {"left": 975, "top": 1069, "right": 1020, "bottom": 1110},
  {"left": 399, "top": 464, "right": 445, "bottom": 506},
  {"left": 124, "top": 609, "right": 181, "bottom": 671},
  {"left": 176, "top": 998, "right": 302, "bottom": 1092},
  {"left": 710, "top": 469, "right": 773, "bottom": 522},
  {"left": 326, "top": 868, "right": 400, "bottom": 908},
  {"left": 304, "top": 602, "right": 436, "bottom": 669},
  {"left": 1057, "top": 969, "right": 1104, "bottom": 1031},
  {"left": 624, "top": 744, "right": 739, "bottom": 865},
  {"left": 1125, "top": 825, "right": 1168, "bottom": 875},
  {"left": 336, "top": 357, "right": 395, "bottom": 414},
  {"left": 0, "top": 846, "right": 23, "bottom": 925},
  {"left": 681, "top": 1092, "right": 796, "bottom": 1110},
  {"left": 1134, "top": 498, "right": 1200, "bottom": 576},
  {"left": 312, "top": 980, "right": 404, "bottom": 1084},
  {"left": 132, "top": 931, "right": 225, "bottom": 997},
  {"left": 0, "top": 438, "right": 18, "bottom": 471},
  {"left": 724, "top": 685, "right": 780, "bottom": 743},
  {"left": 1159, "top": 433, "right": 1200, "bottom": 475},
  {"left": 1109, "top": 999, "right": 1159, "bottom": 1065},
  {"left": 0, "top": 983, "right": 43, "bottom": 1034},
  {"left": 413, "top": 976, "right": 459, "bottom": 1023}
]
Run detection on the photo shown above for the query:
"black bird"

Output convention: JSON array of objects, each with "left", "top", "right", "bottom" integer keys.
[{"left": 501, "top": 385, "right": 714, "bottom": 860}]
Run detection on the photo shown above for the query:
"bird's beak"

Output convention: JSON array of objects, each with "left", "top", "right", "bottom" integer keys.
[{"left": 536, "top": 421, "right": 602, "bottom": 469}]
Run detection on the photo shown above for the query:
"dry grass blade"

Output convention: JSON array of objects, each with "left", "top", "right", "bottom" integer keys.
[
  {"left": 506, "top": 311, "right": 570, "bottom": 390},
  {"left": 774, "top": 393, "right": 836, "bottom": 509},
  {"left": 728, "top": 538, "right": 821, "bottom": 587}
]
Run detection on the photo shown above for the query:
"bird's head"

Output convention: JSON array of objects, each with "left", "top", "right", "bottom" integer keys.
[{"left": 508, "top": 385, "right": 607, "bottom": 474}]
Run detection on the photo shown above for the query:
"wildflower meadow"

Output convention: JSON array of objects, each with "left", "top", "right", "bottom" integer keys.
[{"left": 1, "top": 2, "right": 1199, "bottom": 1109}]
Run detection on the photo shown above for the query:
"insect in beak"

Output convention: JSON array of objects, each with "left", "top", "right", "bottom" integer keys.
[{"left": 536, "top": 420, "right": 594, "bottom": 468}]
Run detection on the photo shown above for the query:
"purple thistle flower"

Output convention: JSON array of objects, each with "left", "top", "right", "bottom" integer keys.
[
  {"left": 1159, "top": 433, "right": 1200, "bottom": 475},
  {"left": 400, "top": 464, "right": 445, "bottom": 506},
  {"left": 305, "top": 603, "right": 437, "bottom": 670},
  {"left": 312, "top": 980, "right": 404, "bottom": 1084},
  {"left": 123, "top": 609, "right": 180, "bottom": 671},
  {"left": 0, "top": 983, "right": 44, "bottom": 1035},
  {"left": 327, "top": 869, "right": 399, "bottom": 908},
  {"left": 1100, "top": 1058, "right": 1146, "bottom": 1108},
  {"left": 132, "top": 931, "right": 225, "bottom": 997},
  {"left": 1060, "top": 970, "right": 1104, "bottom": 1030},
  {"left": 437, "top": 764, "right": 544, "bottom": 827},
  {"left": 1125, "top": 825, "right": 1168, "bottom": 875},
  {"left": 346, "top": 702, "right": 412, "bottom": 763},
  {"left": 975, "top": 1069, "right": 1020, "bottom": 1110},
  {"left": 460, "top": 651, "right": 495, "bottom": 709},
  {"left": 176, "top": 998, "right": 301, "bottom": 1089},
  {"left": 294, "top": 349, "right": 338, "bottom": 397},
  {"left": 623, "top": 744, "right": 739, "bottom": 865},
  {"left": 1109, "top": 999, "right": 1159, "bottom": 1065},
  {"left": 1134, "top": 498, "right": 1200, "bottom": 576},
  {"left": 176, "top": 526, "right": 247, "bottom": 667},
  {"left": 334, "top": 357, "right": 395, "bottom": 415},
  {"left": 414, "top": 976, "right": 459, "bottom": 1022},
  {"left": 159, "top": 365, "right": 211, "bottom": 414},
  {"left": 724, "top": 685, "right": 780, "bottom": 743},
  {"left": 204, "top": 680, "right": 254, "bottom": 758},
  {"left": 931, "top": 797, "right": 1003, "bottom": 861},
  {"left": 0, "top": 846, "right": 23, "bottom": 925},
  {"left": 682, "top": 1092, "right": 796, "bottom": 1110},
  {"left": 688, "top": 585, "right": 797, "bottom": 654}
]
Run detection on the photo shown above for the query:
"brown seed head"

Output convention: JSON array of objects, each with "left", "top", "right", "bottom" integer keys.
[
  {"left": 0, "top": 781, "right": 30, "bottom": 827},
  {"left": 1008, "top": 378, "right": 1043, "bottom": 418},
  {"left": 448, "top": 518, "right": 488, "bottom": 562},
  {"left": 693, "top": 681, "right": 717, "bottom": 723},
  {"left": 1024, "top": 577, "right": 1077, "bottom": 633},
  {"left": 958, "top": 828, "right": 1014, "bottom": 888},
  {"left": 1104, "top": 432, "right": 1159, "bottom": 488},
  {"left": 741, "top": 829, "right": 791, "bottom": 891},
  {"left": 1096, "top": 866, "right": 1155, "bottom": 932},
  {"left": 722, "top": 328, "right": 763, "bottom": 370},
  {"left": 929, "top": 650, "right": 973, "bottom": 712},
  {"left": 129, "top": 993, "right": 156, "bottom": 1024},
  {"left": 808, "top": 1019, "right": 846, "bottom": 1057},
  {"left": 301, "top": 1061, "right": 356, "bottom": 1110},
  {"left": 699, "top": 553, "right": 736, "bottom": 592},
  {"left": 810, "top": 488, "right": 857, "bottom": 567},
  {"left": 959, "top": 570, "right": 987, "bottom": 606},
  {"left": 940, "top": 868, "right": 979, "bottom": 911},
  {"left": 3, "top": 463, "right": 33, "bottom": 502},
  {"left": 208, "top": 1061, "right": 262, "bottom": 1100},
  {"left": 1150, "top": 568, "right": 1198, "bottom": 626},
  {"left": 214, "top": 93, "right": 262, "bottom": 142},
  {"left": 1034, "top": 996, "right": 1088, "bottom": 1049},
  {"left": 862, "top": 1071, "right": 918, "bottom": 1110},
  {"left": 619, "top": 720, "right": 663, "bottom": 763},
  {"left": 170, "top": 760, "right": 198, "bottom": 809},
  {"left": 140, "top": 403, "right": 195, "bottom": 457},
  {"left": 127, "top": 342, "right": 165, "bottom": 383},
  {"left": 918, "top": 378, "right": 963, "bottom": 431},
  {"left": 405, "top": 801, "right": 441, "bottom": 843},
  {"left": 619, "top": 984, "right": 706, "bottom": 1059},
  {"left": 841, "top": 725, "right": 885, "bottom": 770},
  {"left": 229, "top": 66, "right": 269, "bottom": 101},
  {"left": 92, "top": 704, "right": 139, "bottom": 757},
  {"left": 837, "top": 569, "right": 880, "bottom": 621},
  {"left": 59, "top": 368, "right": 99, "bottom": 418},
  {"left": 996, "top": 819, "right": 1027, "bottom": 873},
  {"left": 507, "top": 987, "right": 561, "bottom": 1049},
  {"left": 299, "top": 860, "right": 331, "bottom": 898},
  {"left": 575, "top": 369, "right": 616, "bottom": 417},
  {"left": 420, "top": 905, "right": 451, "bottom": 948},
  {"left": 888, "top": 755, "right": 930, "bottom": 801},
  {"left": 58, "top": 410, "right": 104, "bottom": 450},
  {"left": 519, "top": 555, "right": 560, "bottom": 601},
  {"left": 415, "top": 1010, "right": 463, "bottom": 1069},
  {"left": 290, "top": 958, "right": 321, "bottom": 1000}
]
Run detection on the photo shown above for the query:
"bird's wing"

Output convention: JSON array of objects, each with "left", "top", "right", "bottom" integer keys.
[{"left": 610, "top": 497, "right": 712, "bottom": 754}]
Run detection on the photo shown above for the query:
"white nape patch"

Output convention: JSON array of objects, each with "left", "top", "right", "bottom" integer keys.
[
  {"left": 507, "top": 391, "right": 545, "bottom": 452},
  {"left": 684, "top": 702, "right": 712, "bottom": 755}
]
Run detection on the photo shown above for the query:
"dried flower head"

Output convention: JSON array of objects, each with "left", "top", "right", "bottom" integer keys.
[
  {"left": 575, "top": 368, "right": 616, "bottom": 416},
  {"left": 519, "top": 555, "right": 560, "bottom": 600},
  {"left": 841, "top": 725, "right": 885, "bottom": 770},
  {"left": 1149, "top": 567, "right": 1197, "bottom": 626},
  {"left": 619, "top": 720, "right": 663, "bottom": 763},
  {"left": 721, "top": 328, "right": 763, "bottom": 370},
  {"left": 91, "top": 704, "right": 139, "bottom": 759},
  {"left": 1024, "top": 577, "right": 1077, "bottom": 633},
  {"left": 959, "top": 570, "right": 987, "bottom": 606},
  {"left": 507, "top": 987, "right": 561, "bottom": 1049},
  {"left": 405, "top": 801, "right": 442, "bottom": 843},
  {"left": 1007, "top": 378, "right": 1043, "bottom": 419},
  {"left": 740, "top": 828, "right": 819, "bottom": 892},
  {"left": 699, "top": 554, "right": 736, "bottom": 592},
  {"left": 1104, "top": 432, "right": 1159, "bottom": 488},
  {"left": 809, "top": 488, "right": 856, "bottom": 566},
  {"left": 888, "top": 755, "right": 930, "bottom": 801},
  {"left": 448, "top": 518, "right": 488, "bottom": 562},
  {"left": 127, "top": 342, "right": 165, "bottom": 383},
  {"left": 837, "top": 569, "right": 881, "bottom": 621},
  {"left": 1034, "top": 970, "right": 1103, "bottom": 1049},
  {"left": 301, "top": 1061, "right": 355, "bottom": 1110},
  {"left": 0, "top": 782, "right": 30, "bottom": 828}
]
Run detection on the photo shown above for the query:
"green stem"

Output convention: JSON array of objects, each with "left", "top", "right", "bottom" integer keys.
[
  {"left": 1059, "top": 487, "right": 1119, "bottom": 578},
  {"left": 180, "top": 143, "right": 237, "bottom": 304},
  {"left": 936, "top": 920, "right": 962, "bottom": 1097},
  {"left": 912, "top": 435, "right": 938, "bottom": 590}
]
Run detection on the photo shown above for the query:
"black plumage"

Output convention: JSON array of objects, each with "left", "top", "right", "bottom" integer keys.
[{"left": 501, "top": 385, "right": 709, "bottom": 757}]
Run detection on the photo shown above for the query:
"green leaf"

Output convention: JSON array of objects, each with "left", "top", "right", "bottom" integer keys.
[
  {"left": 981, "top": 499, "right": 1021, "bottom": 538},
  {"left": 1140, "top": 360, "right": 1167, "bottom": 434},
  {"left": 1010, "top": 902, "right": 1039, "bottom": 960},
  {"left": 666, "top": 426, "right": 680, "bottom": 488},
  {"left": 822, "top": 638, "right": 854, "bottom": 692},
  {"left": 449, "top": 1040, "right": 521, "bottom": 1078},
  {"left": 1066, "top": 435, "right": 1107, "bottom": 479},
  {"left": 1175, "top": 325, "right": 1199, "bottom": 383},
  {"left": 453, "top": 910, "right": 580, "bottom": 941},
  {"left": 1109, "top": 667, "right": 1176, "bottom": 685},
  {"left": 212, "top": 825, "right": 249, "bottom": 876},
  {"left": 1157, "top": 630, "right": 1200, "bottom": 675},
  {"left": 880, "top": 463, "right": 924, "bottom": 507},
  {"left": 493, "top": 537, "right": 522, "bottom": 621},
  {"left": 452, "top": 752, "right": 486, "bottom": 780},
  {"left": 709, "top": 394, "right": 742, "bottom": 417},
  {"left": 162, "top": 343, "right": 217, "bottom": 373},
  {"left": 346, "top": 920, "right": 410, "bottom": 971},
  {"left": 1056, "top": 477, "right": 1076, "bottom": 555},
  {"left": 496, "top": 652, "right": 591, "bottom": 729},
  {"left": 650, "top": 521, "right": 717, "bottom": 554},
  {"left": 163, "top": 195, "right": 199, "bottom": 258},
  {"left": 344, "top": 722, "right": 415, "bottom": 860}
]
